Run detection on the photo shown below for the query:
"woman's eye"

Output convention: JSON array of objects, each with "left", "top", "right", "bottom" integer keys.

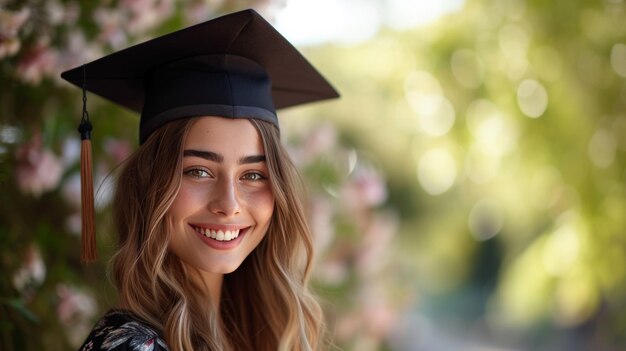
[
  {"left": 184, "top": 168, "right": 210, "bottom": 179},
  {"left": 242, "top": 172, "right": 267, "bottom": 181}
]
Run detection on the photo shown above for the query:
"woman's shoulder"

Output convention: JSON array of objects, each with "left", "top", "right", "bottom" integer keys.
[{"left": 79, "top": 309, "right": 170, "bottom": 351}]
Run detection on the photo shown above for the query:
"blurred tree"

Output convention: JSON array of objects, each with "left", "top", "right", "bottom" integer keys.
[{"left": 287, "top": 0, "right": 626, "bottom": 349}]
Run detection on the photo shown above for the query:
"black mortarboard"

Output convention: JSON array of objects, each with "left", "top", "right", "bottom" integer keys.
[
  {"left": 60, "top": 9, "right": 339, "bottom": 262},
  {"left": 61, "top": 8, "right": 338, "bottom": 143}
]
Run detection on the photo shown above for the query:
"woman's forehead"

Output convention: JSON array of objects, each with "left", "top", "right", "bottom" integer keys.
[{"left": 184, "top": 116, "right": 264, "bottom": 154}]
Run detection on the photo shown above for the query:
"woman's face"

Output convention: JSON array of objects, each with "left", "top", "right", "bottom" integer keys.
[{"left": 168, "top": 116, "right": 274, "bottom": 274}]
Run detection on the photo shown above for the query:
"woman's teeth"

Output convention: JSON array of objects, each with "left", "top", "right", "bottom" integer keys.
[{"left": 194, "top": 227, "right": 240, "bottom": 241}]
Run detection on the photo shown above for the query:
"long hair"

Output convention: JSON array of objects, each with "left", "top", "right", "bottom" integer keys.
[{"left": 110, "top": 117, "right": 324, "bottom": 351}]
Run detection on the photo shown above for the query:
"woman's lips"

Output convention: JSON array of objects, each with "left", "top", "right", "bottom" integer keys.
[{"left": 190, "top": 224, "right": 250, "bottom": 250}]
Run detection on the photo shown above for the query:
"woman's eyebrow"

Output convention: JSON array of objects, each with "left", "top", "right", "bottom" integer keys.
[
  {"left": 183, "top": 149, "right": 223, "bottom": 162},
  {"left": 183, "top": 149, "right": 265, "bottom": 164},
  {"left": 239, "top": 155, "right": 266, "bottom": 164}
]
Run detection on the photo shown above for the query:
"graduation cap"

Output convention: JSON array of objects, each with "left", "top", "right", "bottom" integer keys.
[{"left": 60, "top": 9, "right": 339, "bottom": 262}]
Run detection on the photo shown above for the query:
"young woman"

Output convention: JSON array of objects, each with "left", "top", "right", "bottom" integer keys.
[{"left": 62, "top": 9, "right": 339, "bottom": 351}]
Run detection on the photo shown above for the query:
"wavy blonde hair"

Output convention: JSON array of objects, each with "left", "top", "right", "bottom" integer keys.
[{"left": 110, "top": 117, "right": 324, "bottom": 351}]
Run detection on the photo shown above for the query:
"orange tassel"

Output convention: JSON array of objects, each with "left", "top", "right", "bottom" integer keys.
[
  {"left": 79, "top": 138, "right": 97, "bottom": 262},
  {"left": 79, "top": 65, "right": 97, "bottom": 262}
]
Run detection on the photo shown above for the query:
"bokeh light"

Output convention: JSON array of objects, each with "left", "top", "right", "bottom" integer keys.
[
  {"left": 417, "top": 147, "right": 458, "bottom": 195},
  {"left": 588, "top": 128, "right": 618, "bottom": 168},
  {"left": 466, "top": 99, "right": 519, "bottom": 156},
  {"left": 405, "top": 70, "right": 457, "bottom": 136},
  {"left": 517, "top": 79, "right": 548, "bottom": 118},
  {"left": 468, "top": 198, "right": 504, "bottom": 241},
  {"left": 611, "top": 43, "right": 626, "bottom": 77},
  {"left": 451, "top": 48, "right": 485, "bottom": 89}
]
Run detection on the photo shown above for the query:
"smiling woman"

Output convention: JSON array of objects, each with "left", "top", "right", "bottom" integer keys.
[
  {"left": 60, "top": 9, "right": 338, "bottom": 351},
  {"left": 109, "top": 116, "right": 317, "bottom": 351}
]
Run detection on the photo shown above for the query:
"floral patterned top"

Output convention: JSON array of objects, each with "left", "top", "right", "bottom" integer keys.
[{"left": 79, "top": 310, "right": 170, "bottom": 351}]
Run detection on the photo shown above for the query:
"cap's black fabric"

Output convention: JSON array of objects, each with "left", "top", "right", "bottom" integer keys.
[{"left": 60, "top": 9, "right": 339, "bottom": 143}]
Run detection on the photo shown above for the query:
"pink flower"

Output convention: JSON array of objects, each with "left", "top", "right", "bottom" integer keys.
[
  {"left": 93, "top": 8, "right": 128, "bottom": 48},
  {"left": 335, "top": 311, "right": 361, "bottom": 342},
  {"left": 183, "top": 1, "right": 215, "bottom": 25},
  {"left": 0, "top": 36, "right": 21, "bottom": 59},
  {"left": 309, "top": 196, "right": 335, "bottom": 253},
  {"left": 341, "top": 165, "right": 388, "bottom": 213},
  {"left": 15, "top": 133, "right": 64, "bottom": 197},
  {"left": 46, "top": 0, "right": 80, "bottom": 25},
  {"left": 123, "top": 0, "right": 175, "bottom": 35},
  {"left": 355, "top": 212, "right": 398, "bottom": 277},
  {"left": 362, "top": 297, "right": 397, "bottom": 339},
  {"left": 15, "top": 40, "right": 59, "bottom": 85},
  {"left": 12, "top": 244, "right": 46, "bottom": 300},
  {"left": 0, "top": 7, "right": 30, "bottom": 59},
  {"left": 56, "top": 284, "right": 97, "bottom": 324},
  {"left": 0, "top": 8, "right": 30, "bottom": 37},
  {"left": 302, "top": 123, "right": 338, "bottom": 162},
  {"left": 104, "top": 138, "right": 132, "bottom": 163},
  {"left": 55, "top": 31, "right": 103, "bottom": 79},
  {"left": 315, "top": 258, "right": 349, "bottom": 285},
  {"left": 56, "top": 284, "right": 97, "bottom": 347}
]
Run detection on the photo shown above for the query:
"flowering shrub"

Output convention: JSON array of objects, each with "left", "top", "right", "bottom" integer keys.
[
  {"left": 0, "top": 1, "right": 402, "bottom": 349},
  {"left": 284, "top": 122, "right": 406, "bottom": 349}
]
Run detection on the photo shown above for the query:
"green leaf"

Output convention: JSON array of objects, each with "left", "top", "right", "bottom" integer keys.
[{"left": 0, "top": 298, "right": 40, "bottom": 323}]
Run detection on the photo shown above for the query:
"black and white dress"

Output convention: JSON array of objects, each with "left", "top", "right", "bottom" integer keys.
[{"left": 79, "top": 310, "right": 170, "bottom": 351}]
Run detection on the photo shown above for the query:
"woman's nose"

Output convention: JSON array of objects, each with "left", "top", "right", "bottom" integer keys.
[{"left": 208, "top": 178, "right": 241, "bottom": 216}]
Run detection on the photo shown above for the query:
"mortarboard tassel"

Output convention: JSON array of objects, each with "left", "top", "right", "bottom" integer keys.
[{"left": 78, "top": 66, "right": 97, "bottom": 262}]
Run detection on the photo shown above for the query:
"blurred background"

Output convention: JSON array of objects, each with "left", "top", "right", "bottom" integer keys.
[{"left": 1, "top": 0, "right": 625, "bottom": 350}]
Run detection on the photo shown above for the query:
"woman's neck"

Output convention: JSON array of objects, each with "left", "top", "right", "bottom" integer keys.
[
  {"left": 201, "top": 270, "right": 224, "bottom": 309},
  {"left": 188, "top": 266, "right": 224, "bottom": 311}
]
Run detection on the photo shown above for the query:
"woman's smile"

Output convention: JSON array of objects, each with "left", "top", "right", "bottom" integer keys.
[{"left": 191, "top": 224, "right": 247, "bottom": 242}]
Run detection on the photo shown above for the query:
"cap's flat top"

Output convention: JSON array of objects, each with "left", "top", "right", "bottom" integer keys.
[{"left": 60, "top": 9, "right": 339, "bottom": 115}]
